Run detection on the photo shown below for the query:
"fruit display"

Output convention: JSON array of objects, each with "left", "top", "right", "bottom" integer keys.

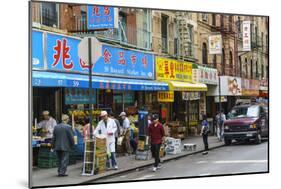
[{"left": 68, "top": 110, "right": 102, "bottom": 119}]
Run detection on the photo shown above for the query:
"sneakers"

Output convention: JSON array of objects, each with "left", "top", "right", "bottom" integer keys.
[
  {"left": 202, "top": 151, "right": 208, "bottom": 155},
  {"left": 157, "top": 164, "right": 162, "bottom": 169},
  {"left": 153, "top": 167, "right": 157, "bottom": 172},
  {"left": 114, "top": 165, "right": 118, "bottom": 170}
]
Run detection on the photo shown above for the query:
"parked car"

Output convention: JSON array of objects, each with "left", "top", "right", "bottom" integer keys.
[{"left": 224, "top": 103, "right": 268, "bottom": 145}]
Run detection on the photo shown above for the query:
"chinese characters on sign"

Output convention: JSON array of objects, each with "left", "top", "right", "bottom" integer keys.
[
  {"left": 38, "top": 31, "right": 154, "bottom": 79},
  {"left": 87, "top": 6, "right": 118, "bottom": 30},
  {"left": 242, "top": 21, "right": 251, "bottom": 51},
  {"left": 241, "top": 79, "right": 260, "bottom": 96},
  {"left": 208, "top": 34, "right": 222, "bottom": 54},
  {"left": 182, "top": 92, "right": 200, "bottom": 101},
  {"left": 156, "top": 57, "right": 192, "bottom": 82},
  {"left": 193, "top": 66, "right": 218, "bottom": 85},
  {"left": 65, "top": 88, "right": 96, "bottom": 104},
  {"left": 157, "top": 91, "right": 174, "bottom": 102}
]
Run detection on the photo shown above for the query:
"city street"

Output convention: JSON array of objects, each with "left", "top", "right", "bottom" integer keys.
[{"left": 93, "top": 141, "right": 268, "bottom": 183}]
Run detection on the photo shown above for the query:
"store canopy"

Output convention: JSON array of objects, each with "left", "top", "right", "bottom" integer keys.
[
  {"left": 32, "top": 71, "right": 169, "bottom": 91},
  {"left": 167, "top": 80, "right": 207, "bottom": 91}
]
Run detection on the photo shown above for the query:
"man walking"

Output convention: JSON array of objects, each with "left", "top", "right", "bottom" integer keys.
[
  {"left": 119, "top": 112, "right": 132, "bottom": 155},
  {"left": 216, "top": 110, "right": 226, "bottom": 141},
  {"left": 200, "top": 114, "right": 209, "bottom": 155},
  {"left": 94, "top": 111, "right": 118, "bottom": 170},
  {"left": 148, "top": 114, "right": 165, "bottom": 172},
  {"left": 52, "top": 114, "right": 74, "bottom": 177}
]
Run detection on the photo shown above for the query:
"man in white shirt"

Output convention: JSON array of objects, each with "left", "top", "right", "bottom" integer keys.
[
  {"left": 38, "top": 110, "right": 57, "bottom": 138},
  {"left": 94, "top": 111, "right": 118, "bottom": 170}
]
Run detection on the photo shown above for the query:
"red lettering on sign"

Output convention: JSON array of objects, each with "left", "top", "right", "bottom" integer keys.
[
  {"left": 93, "top": 6, "right": 100, "bottom": 16},
  {"left": 164, "top": 61, "right": 169, "bottom": 76},
  {"left": 118, "top": 51, "right": 126, "bottom": 65},
  {"left": 142, "top": 56, "right": 148, "bottom": 68},
  {"left": 104, "top": 7, "right": 110, "bottom": 15},
  {"left": 52, "top": 38, "right": 74, "bottom": 70},
  {"left": 103, "top": 48, "right": 112, "bottom": 63},
  {"left": 170, "top": 62, "right": 175, "bottom": 78},
  {"left": 131, "top": 55, "right": 137, "bottom": 65}
]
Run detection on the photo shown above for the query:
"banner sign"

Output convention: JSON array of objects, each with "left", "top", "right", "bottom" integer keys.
[
  {"left": 182, "top": 92, "right": 200, "bottom": 101},
  {"left": 242, "top": 21, "right": 251, "bottom": 51},
  {"left": 214, "top": 96, "right": 227, "bottom": 103},
  {"left": 209, "top": 34, "right": 222, "bottom": 54},
  {"left": 42, "top": 31, "right": 154, "bottom": 79},
  {"left": 32, "top": 30, "right": 44, "bottom": 69},
  {"left": 193, "top": 66, "right": 218, "bottom": 85},
  {"left": 241, "top": 79, "right": 260, "bottom": 96},
  {"left": 157, "top": 91, "right": 174, "bottom": 102},
  {"left": 156, "top": 57, "right": 192, "bottom": 82},
  {"left": 260, "top": 79, "right": 268, "bottom": 91},
  {"left": 65, "top": 88, "right": 96, "bottom": 104},
  {"left": 87, "top": 6, "right": 118, "bottom": 30}
]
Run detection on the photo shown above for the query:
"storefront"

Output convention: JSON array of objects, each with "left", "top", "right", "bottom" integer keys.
[
  {"left": 155, "top": 56, "right": 207, "bottom": 137},
  {"left": 207, "top": 76, "right": 242, "bottom": 114},
  {"left": 31, "top": 29, "right": 169, "bottom": 166},
  {"left": 193, "top": 65, "right": 219, "bottom": 134}
]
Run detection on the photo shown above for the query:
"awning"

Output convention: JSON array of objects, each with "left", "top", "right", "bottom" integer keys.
[
  {"left": 32, "top": 71, "right": 169, "bottom": 91},
  {"left": 167, "top": 80, "right": 207, "bottom": 91}
]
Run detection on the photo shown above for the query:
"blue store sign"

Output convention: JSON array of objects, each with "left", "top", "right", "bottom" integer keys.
[
  {"left": 32, "top": 30, "right": 44, "bottom": 69},
  {"left": 65, "top": 88, "right": 96, "bottom": 104},
  {"left": 87, "top": 6, "right": 117, "bottom": 30},
  {"left": 43, "top": 31, "right": 154, "bottom": 79}
]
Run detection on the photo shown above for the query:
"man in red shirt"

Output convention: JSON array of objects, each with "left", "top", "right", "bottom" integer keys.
[{"left": 148, "top": 114, "right": 165, "bottom": 172}]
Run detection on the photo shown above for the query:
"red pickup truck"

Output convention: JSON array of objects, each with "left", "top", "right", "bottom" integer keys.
[{"left": 223, "top": 103, "right": 268, "bottom": 145}]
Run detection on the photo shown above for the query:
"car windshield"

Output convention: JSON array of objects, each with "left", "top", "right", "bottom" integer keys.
[{"left": 228, "top": 105, "right": 259, "bottom": 118}]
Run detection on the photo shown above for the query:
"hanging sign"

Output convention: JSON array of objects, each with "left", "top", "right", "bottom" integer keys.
[
  {"left": 157, "top": 91, "right": 174, "bottom": 102},
  {"left": 242, "top": 21, "right": 251, "bottom": 51},
  {"left": 209, "top": 34, "right": 222, "bottom": 54}
]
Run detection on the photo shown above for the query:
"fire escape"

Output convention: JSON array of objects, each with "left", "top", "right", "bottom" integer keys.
[
  {"left": 175, "top": 12, "right": 196, "bottom": 62},
  {"left": 210, "top": 15, "right": 237, "bottom": 77}
]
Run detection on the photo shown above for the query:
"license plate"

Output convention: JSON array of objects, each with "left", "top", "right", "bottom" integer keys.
[{"left": 246, "top": 133, "right": 253, "bottom": 137}]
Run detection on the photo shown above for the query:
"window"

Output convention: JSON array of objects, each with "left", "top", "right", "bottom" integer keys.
[
  {"left": 245, "top": 58, "right": 248, "bottom": 78},
  {"left": 261, "top": 32, "right": 264, "bottom": 51},
  {"left": 261, "top": 64, "right": 264, "bottom": 78},
  {"left": 213, "top": 55, "right": 217, "bottom": 68},
  {"left": 222, "top": 48, "right": 225, "bottom": 75},
  {"left": 202, "top": 13, "right": 208, "bottom": 22},
  {"left": 187, "top": 25, "right": 194, "bottom": 56},
  {"left": 250, "top": 59, "right": 253, "bottom": 79},
  {"left": 255, "top": 61, "right": 258, "bottom": 79},
  {"left": 229, "top": 51, "right": 233, "bottom": 74},
  {"left": 41, "top": 2, "right": 58, "bottom": 27},
  {"left": 161, "top": 14, "right": 168, "bottom": 53},
  {"left": 202, "top": 43, "right": 208, "bottom": 64},
  {"left": 229, "top": 15, "right": 233, "bottom": 31},
  {"left": 238, "top": 16, "right": 241, "bottom": 33},
  {"left": 239, "top": 56, "right": 242, "bottom": 77},
  {"left": 220, "top": 15, "right": 224, "bottom": 28},
  {"left": 212, "top": 14, "right": 216, "bottom": 26}
]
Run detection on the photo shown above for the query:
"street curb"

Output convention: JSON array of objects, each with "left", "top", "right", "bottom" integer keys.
[{"left": 81, "top": 143, "right": 225, "bottom": 183}]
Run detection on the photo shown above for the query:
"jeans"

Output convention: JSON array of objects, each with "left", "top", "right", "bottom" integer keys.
[
  {"left": 202, "top": 134, "right": 209, "bottom": 151},
  {"left": 151, "top": 143, "right": 161, "bottom": 168},
  {"left": 56, "top": 150, "right": 69, "bottom": 175},
  {"left": 106, "top": 152, "right": 117, "bottom": 168}
]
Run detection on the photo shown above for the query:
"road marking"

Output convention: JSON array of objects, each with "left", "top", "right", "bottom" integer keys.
[
  {"left": 199, "top": 173, "right": 211, "bottom": 176},
  {"left": 197, "top": 161, "right": 208, "bottom": 164},
  {"left": 214, "top": 160, "right": 267, "bottom": 164},
  {"left": 119, "top": 175, "right": 127, "bottom": 178},
  {"left": 136, "top": 174, "right": 155, "bottom": 180}
]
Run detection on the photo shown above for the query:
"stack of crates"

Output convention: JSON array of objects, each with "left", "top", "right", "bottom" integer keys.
[
  {"left": 94, "top": 137, "right": 107, "bottom": 174},
  {"left": 135, "top": 135, "right": 151, "bottom": 160},
  {"left": 37, "top": 147, "right": 58, "bottom": 168}
]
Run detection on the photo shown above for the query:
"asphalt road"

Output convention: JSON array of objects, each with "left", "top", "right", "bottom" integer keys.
[{"left": 94, "top": 141, "right": 268, "bottom": 183}]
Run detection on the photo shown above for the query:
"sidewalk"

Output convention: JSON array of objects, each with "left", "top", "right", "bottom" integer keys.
[{"left": 32, "top": 136, "right": 224, "bottom": 187}]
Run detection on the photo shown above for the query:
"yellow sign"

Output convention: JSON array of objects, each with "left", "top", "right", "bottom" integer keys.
[
  {"left": 156, "top": 57, "right": 193, "bottom": 82},
  {"left": 157, "top": 91, "right": 174, "bottom": 102}
]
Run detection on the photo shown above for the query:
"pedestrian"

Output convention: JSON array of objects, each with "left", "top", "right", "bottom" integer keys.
[
  {"left": 38, "top": 110, "right": 57, "bottom": 138},
  {"left": 119, "top": 112, "right": 132, "bottom": 155},
  {"left": 94, "top": 111, "right": 118, "bottom": 170},
  {"left": 82, "top": 117, "right": 94, "bottom": 141},
  {"left": 148, "top": 114, "right": 165, "bottom": 172},
  {"left": 200, "top": 114, "right": 209, "bottom": 155},
  {"left": 147, "top": 114, "right": 152, "bottom": 126},
  {"left": 108, "top": 112, "right": 121, "bottom": 152},
  {"left": 52, "top": 114, "right": 75, "bottom": 177},
  {"left": 216, "top": 109, "right": 226, "bottom": 141}
]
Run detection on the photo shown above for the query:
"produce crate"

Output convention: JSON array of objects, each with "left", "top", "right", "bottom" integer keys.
[
  {"left": 37, "top": 158, "right": 58, "bottom": 168},
  {"left": 135, "top": 150, "right": 151, "bottom": 160}
]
